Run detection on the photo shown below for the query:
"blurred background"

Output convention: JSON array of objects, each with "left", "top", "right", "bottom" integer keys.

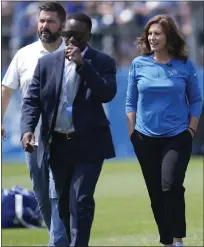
[
  {"left": 1, "top": 1, "right": 204, "bottom": 162},
  {"left": 1, "top": 2, "right": 203, "bottom": 246}
]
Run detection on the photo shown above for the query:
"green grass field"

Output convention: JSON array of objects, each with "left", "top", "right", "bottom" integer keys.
[{"left": 2, "top": 157, "right": 203, "bottom": 246}]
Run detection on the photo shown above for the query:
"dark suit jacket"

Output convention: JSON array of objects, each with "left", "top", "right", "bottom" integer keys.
[{"left": 21, "top": 46, "right": 117, "bottom": 168}]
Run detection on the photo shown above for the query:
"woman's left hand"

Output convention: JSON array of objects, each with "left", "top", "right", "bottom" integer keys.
[{"left": 188, "top": 128, "right": 195, "bottom": 138}]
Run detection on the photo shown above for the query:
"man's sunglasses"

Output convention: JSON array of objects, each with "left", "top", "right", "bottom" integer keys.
[{"left": 62, "top": 30, "right": 88, "bottom": 42}]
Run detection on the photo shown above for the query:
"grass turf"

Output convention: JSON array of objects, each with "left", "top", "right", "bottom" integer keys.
[{"left": 2, "top": 157, "right": 203, "bottom": 246}]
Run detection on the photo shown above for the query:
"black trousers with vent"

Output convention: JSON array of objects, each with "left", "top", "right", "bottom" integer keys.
[{"left": 130, "top": 129, "right": 192, "bottom": 245}]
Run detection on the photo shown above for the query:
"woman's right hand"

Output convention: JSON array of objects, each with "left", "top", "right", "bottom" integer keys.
[
  {"left": 126, "top": 112, "right": 136, "bottom": 138},
  {"left": 128, "top": 129, "right": 135, "bottom": 138}
]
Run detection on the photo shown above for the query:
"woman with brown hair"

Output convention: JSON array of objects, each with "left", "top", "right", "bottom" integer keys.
[{"left": 126, "top": 15, "right": 202, "bottom": 247}]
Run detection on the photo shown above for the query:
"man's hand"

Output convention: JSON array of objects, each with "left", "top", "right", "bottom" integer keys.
[
  {"left": 2, "top": 125, "right": 6, "bottom": 140},
  {"left": 22, "top": 132, "right": 36, "bottom": 153},
  {"left": 65, "top": 44, "right": 84, "bottom": 66}
]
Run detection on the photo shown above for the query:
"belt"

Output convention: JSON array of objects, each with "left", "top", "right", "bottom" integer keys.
[{"left": 53, "top": 131, "right": 78, "bottom": 140}]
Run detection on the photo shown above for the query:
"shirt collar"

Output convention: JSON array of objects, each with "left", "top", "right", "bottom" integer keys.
[{"left": 37, "top": 38, "right": 66, "bottom": 54}]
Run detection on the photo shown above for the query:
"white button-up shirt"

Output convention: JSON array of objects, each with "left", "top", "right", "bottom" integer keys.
[
  {"left": 54, "top": 46, "right": 88, "bottom": 134},
  {"left": 2, "top": 39, "right": 66, "bottom": 143}
]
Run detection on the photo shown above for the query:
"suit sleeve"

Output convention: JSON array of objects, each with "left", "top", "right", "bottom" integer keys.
[
  {"left": 77, "top": 57, "right": 117, "bottom": 103},
  {"left": 20, "top": 60, "right": 41, "bottom": 136}
]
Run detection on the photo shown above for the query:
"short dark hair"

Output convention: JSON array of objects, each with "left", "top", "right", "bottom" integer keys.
[
  {"left": 39, "top": 2, "right": 66, "bottom": 23},
  {"left": 66, "top": 12, "right": 92, "bottom": 31}
]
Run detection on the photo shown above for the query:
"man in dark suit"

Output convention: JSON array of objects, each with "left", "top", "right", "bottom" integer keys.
[{"left": 21, "top": 13, "right": 116, "bottom": 246}]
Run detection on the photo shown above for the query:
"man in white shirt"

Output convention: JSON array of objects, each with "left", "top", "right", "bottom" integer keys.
[{"left": 2, "top": 2, "right": 68, "bottom": 246}]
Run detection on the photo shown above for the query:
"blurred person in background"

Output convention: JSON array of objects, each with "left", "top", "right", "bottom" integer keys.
[
  {"left": 64, "top": 1, "right": 85, "bottom": 14},
  {"left": 1, "top": 1, "right": 14, "bottom": 76},
  {"left": 9, "top": 2, "right": 34, "bottom": 57},
  {"left": 85, "top": 2, "right": 118, "bottom": 56},
  {"left": 20, "top": 12, "right": 116, "bottom": 246},
  {"left": 1, "top": 2, "right": 68, "bottom": 246},
  {"left": 126, "top": 15, "right": 202, "bottom": 247},
  {"left": 85, "top": 2, "right": 104, "bottom": 51},
  {"left": 115, "top": 2, "right": 136, "bottom": 64},
  {"left": 19, "top": 2, "right": 40, "bottom": 48}
]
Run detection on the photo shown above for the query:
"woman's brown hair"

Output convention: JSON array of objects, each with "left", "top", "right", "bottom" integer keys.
[{"left": 137, "top": 15, "right": 188, "bottom": 61}]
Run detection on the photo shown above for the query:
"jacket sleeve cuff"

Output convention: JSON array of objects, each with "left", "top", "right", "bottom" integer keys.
[{"left": 20, "top": 129, "right": 34, "bottom": 140}]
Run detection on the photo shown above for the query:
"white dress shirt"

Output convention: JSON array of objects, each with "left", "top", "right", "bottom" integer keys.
[
  {"left": 55, "top": 46, "right": 88, "bottom": 134},
  {"left": 2, "top": 39, "right": 66, "bottom": 143}
]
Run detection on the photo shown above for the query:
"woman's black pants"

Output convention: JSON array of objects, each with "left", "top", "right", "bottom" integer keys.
[{"left": 130, "top": 129, "right": 192, "bottom": 245}]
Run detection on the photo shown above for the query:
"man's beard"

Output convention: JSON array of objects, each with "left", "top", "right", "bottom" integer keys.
[{"left": 38, "top": 28, "right": 61, "bottom": 44}]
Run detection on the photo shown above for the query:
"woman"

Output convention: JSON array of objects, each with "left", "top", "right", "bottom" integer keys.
[{"left": 126, "top": 15, "right": 202, "bottom": 247}]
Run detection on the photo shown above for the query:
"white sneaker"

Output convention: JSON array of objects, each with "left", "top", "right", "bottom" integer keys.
[{"left": 173, "top": 242, "right": 184, "bottom": 246}]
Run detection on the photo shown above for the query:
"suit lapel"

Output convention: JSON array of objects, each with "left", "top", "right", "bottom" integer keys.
[
  {"left": 54, "top": 46, "right": 95, "bottom": 100},
  {"left": 53, "top": 46, "right": 96, "bottom": 103},
  {"left": 54, "top": 50, "right": 65, "bottom": 101},
  {"left": 83, "top": 45, "right": 95, "bottom": 63},
  {"left": 76, "top": 46, "right": 96, "bottom": 96},
  {"left": 47, "top": 50, "right": 65, "bottom": 142}
]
